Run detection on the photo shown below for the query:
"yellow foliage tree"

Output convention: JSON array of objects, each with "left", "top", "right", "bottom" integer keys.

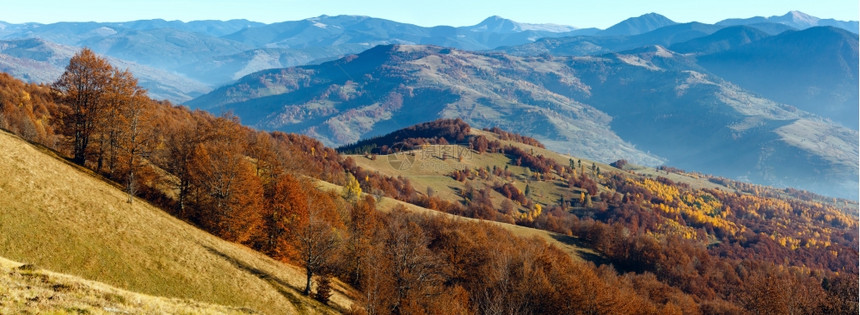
[{"left": 342, "top": 172, "right": 362, "bottom": 202}]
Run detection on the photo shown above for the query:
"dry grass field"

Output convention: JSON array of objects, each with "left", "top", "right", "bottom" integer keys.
[
  {"left": 0, "top": 129, "right": 356, "bottom": 314},
  {"left": 0, "top": 256, "right": 255, "bottom": 314}
]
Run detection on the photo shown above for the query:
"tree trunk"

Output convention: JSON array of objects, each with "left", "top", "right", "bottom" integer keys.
[
  {"left": 73, "top": 128, "right": 87, "bottom": 165},
  {"left": 305, "top": 269, "right": 313, "bottom": 296},
  {"left": 127, "top": 158, "right": 135, "bottom": 204}
]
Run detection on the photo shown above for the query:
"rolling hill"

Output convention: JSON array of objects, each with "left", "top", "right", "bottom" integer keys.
[
  {"left": 330, "top": 119, "right": 858, "bottom": 299},
  {"left": 0, "top": 129, "right": 355, "bottom": 314},
  {"left": 187, "top": 44, "right": 858, "bottom": 199},
  {"left": 79, "top": 28, "right": 252, "bottom": 71},
  {"left": 221, "top": 14, "right": 590, "bottom": 51},
  {"left": 340, "top": 119, "right": 857, "bottom": 213},
  {"left": 496, "top": 22, "right": 775, "bottom": 57}
]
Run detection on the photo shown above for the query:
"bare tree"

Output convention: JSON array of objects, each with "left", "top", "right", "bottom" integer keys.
[
  {"left": 297, "top": 209, "right": 341, "bottom": 296},
  {"left": 384, "top": 213, "right": 445, "bottom": 314}
]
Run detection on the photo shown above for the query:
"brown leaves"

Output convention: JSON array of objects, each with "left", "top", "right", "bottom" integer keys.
[
  {"left": 187, "top": 116, "right": 263, "bottom": 243},
  {"left": 52, "top": 48, "right": 114, "bottom": 165},
  {"left": 259, "top": 174, "right": 309, "bottom": 261}
]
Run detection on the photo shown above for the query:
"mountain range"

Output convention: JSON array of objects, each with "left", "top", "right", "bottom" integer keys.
[
  {"left": 499, "top": 25, "right": 859, "bottom": 129},
  {"left": 0, "top": 15, "right": 596, "bottom": 100},
  {"left": 0, "top": 11, "right": 855, "bottom": 103},
  {"left": 696, "top": 26, "right": 859, "bottom": 128},
  {"left": 718, "top": 10, "right": 859, "bottom": 31}
]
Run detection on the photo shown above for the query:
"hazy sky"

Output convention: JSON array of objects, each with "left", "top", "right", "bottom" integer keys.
[{"left": 3, "top": 0, "right": 858, "bottom": 28}]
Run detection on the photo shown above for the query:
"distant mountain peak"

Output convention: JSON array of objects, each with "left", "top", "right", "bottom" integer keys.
[
  {"left": 470, "top": 15, "right": 577, "bottom": 33},
  {"left": 641, "top": 12, "right": 667, "bottom": 18},
  {"left": 773, "top": 10, "right": 821, "bottom": 28},
  {"left": 471, "top": 15, "right": 521, "bottom": 32},
  {"left": 600, "top": 12, "right": 676, "bottom": 36},
  {"left": 784, "top": 10, "right": 819, "bottom": 23}
]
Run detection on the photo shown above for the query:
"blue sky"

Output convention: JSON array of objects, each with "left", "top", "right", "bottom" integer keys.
[{"left": 2, "top": 0, "right": 857, "bottom": 28}]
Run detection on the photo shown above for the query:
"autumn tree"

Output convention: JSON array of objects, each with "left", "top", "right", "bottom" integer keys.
[
  {"left": 297, "top": 210, "right": 341, "bottom": 296},
  {"left": 314, "top": 274, "right": 333, "bottom": 304},
  {"left": 611, "top": 159, "right": 628, "bottom": 169},
  {"left": 342, "top": 171, "right": 362, "bottom": 202},
  {"left": 188, "top": 115, "right": 263, "bottom": 243},
  {"left": 259, "top": 173, "right": 309, "bottom": 261},
  {"left": 383, "top": 211, "right": 445, "bottom": 314},
  {"left": 739, "top": 266, "right": 826, "bottom": 314},
  {"left": 342, "top": 195, "right": 379, "bottom": 288},
  {"left": 246, "top": 131, "right": 281, "bottom": 182},
  {"left": 94, "top": 69, "right": 133, "bottom": 174},
  {"left": 0, "top": 73, "right": 59, "bottom": 145},
  {"left": 53, "top": 48, "right": 114, "bottom": 165},
  {"left": 160, "top": 109, "right": 203, "bottom": 217},
  {"left": 821, "top": 273, "right": 859, "bottom": 314},
  {"left": 106, "top": 69, "right": 150, "bottom": 203}
]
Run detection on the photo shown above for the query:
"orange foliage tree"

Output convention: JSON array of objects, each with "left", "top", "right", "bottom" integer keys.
[
  {"left": 188, "top": 115, "right": 263, "bottom": 243},
  {"left": 258, "top": 173, "right": 309, "bottom": 261},
  {"left": 52, "top": 48, "right": 113, "bottom": 165}
]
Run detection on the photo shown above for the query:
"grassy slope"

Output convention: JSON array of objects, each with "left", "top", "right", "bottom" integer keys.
[
  {"left": 0, "top": 256, "right": 252, "bottom": 314},
  {"left": 346, "top": 130, "right": 602, "bottom": 209},
  {"left": 0, "top": 129, "right": 356, "bottom": 314}
]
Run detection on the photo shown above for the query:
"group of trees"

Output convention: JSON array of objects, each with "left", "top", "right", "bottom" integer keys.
[
  {"left": 337, "top": 118, "right": 471, "bottom": 154},
  {"left": 342, "top": 204, "right": 707, "bottom": 314},
  {"left": 0, "top": 73, "right": 58, "bottom": 145},
  {"left": 0, "top": 48, "right": 857, "bottom": 314},
  {"left": 50, "top": 48, "right": 151, "bottom": 202},
  {"left": 483, "top": 126, "right": 545, "bottom": 148}
]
